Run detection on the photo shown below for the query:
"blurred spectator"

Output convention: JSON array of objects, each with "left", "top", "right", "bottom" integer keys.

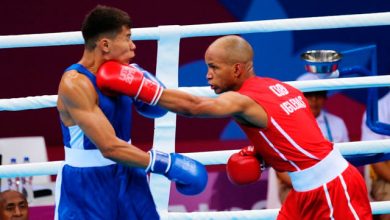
[
  {"left": 0, "top": 190, "right": 29, "bottom": 220},
  {"left": 361, "top": 91, "right": 390, "bottom": 220}
]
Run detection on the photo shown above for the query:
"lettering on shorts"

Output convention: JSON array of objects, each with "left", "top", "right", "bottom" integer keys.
[{"left": 280, "top": 96, "right": 306, "bottom": 115}]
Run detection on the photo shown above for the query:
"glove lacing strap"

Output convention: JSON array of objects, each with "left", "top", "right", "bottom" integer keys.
[
  {"left": 130, "top": 63, "right": 163, "bottom": 106},
  {"left": 134, "top": 77, "right": 146, "bottom": 101},
  {"left": 145, "top": 150, "right": 171, "bottom": 174},
  {"left": 133, "top": 75, "right": 163, "bottom": 106},
  {"left": 150, "top": 85, "right": 163, "bottom": 106}
]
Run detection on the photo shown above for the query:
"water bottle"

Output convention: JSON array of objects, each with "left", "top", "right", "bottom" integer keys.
[
  {"left": 21, "top": 156, "right": 34, "bottom": 203},
  {"left": 7, "top": 158, "right": 19, "bottom": 190}
]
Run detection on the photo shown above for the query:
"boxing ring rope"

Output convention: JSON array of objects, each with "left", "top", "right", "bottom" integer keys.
[
  {"left": 0, "top": 139, "right": 389, "bottom": 219},
  {"left": 1, "top": 11, "right": 390, "bottom": 219},
  {"left": 163, "top": 201, "right": 390, "bottom": 220},
  {"left": 1, "top": 12, "right": 390, "bottom": 48},
  {"left": 1, "top": 139, "right": 390, "bottom": 178},
  {"left": 1, "top": 75, "right": 390, "bottom": 111}
]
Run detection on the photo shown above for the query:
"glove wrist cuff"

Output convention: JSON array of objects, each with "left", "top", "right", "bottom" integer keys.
[
  {"left": 147, "top": 150, "right": 171, "bottom": 174},
  {"left": 145, "top": 151, "right": 152, "bottom": 172}
]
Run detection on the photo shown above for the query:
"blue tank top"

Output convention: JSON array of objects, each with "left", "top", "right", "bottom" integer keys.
[{"left": 60, "top": 64, "right": 133, "bottom": 150}]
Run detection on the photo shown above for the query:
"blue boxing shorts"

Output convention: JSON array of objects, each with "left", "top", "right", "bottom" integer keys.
[{"left": 55, "top": 151, "right": 159, "bottom": 220}]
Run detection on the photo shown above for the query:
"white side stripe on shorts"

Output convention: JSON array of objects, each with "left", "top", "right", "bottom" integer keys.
[
  {"left": 323, "top": 184, "right": 335, "bottom": 220},
  {"left": 339, "top": 174, "right": 360, "bottom": 220}
]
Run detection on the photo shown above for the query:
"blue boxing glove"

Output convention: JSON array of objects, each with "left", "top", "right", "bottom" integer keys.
[
  {"left": 146, "top": 149, "right": 208, "bottom": 195},
  {"left": 133, "top": 100, "right": 167, "bottom": 118},
  {"left": 130, "top": 63, "right": 168, "bottom": 118}
]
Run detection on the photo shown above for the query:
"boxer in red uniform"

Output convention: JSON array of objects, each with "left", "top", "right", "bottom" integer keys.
[{"left": 96, "top": 35, "right": 372, "bottom": 219}]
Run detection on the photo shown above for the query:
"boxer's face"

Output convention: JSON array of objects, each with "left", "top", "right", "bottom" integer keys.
[
  {"left": 205, "top": 47, "right": 236, "bottom": 94},
  {"left": 103, "top": 26, "right": 136, "bottom": 65},
  {"left": 0, "top": 191, "right": 28, "bottom": 220}
]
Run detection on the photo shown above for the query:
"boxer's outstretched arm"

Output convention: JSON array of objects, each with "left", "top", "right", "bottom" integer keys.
[
  {"left": 159, "top": 89, "right": 268, "bottom": 127},
  {"left": 160, "top": 90, "right": 246, "bottom": 116},
  {"left": 58, "top": 71, "right": 149, "bottom": 168},
  {"left": 95, "top": 61, "right": 266, "bottom": 127}
]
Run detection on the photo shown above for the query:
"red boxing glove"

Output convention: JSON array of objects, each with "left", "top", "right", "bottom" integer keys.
[
  {"left": 96, "top": 61, "right": 163, "bottom": 105},
  {"left": 226, "top": 146, "right": 262, "bottom": 185}
]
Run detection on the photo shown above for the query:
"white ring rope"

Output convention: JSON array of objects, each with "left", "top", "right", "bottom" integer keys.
[
  {"left": 0, "top": 95, "right": 57, "bottom": 111},
  {"left": 0, "top": 75, "right": 389, "bottom": 111},
  {"left": 1, "top": 139, "right": 389, "bottom": 178},
  {"left": 179, "top": 75, "right": 390, "bottom": 98},
  {"left": 0, "top": 161, "right": 62, "bottom": 178},
  {"left": 162, "top": 201, "right": 390, "bottom": 220},
  {"left": 0, "top": 12, "right": 390, "bottom": 48},
  {"left": 0, "top": 138, "right": 389, "bottom": 219},
  {"left": 187, "top": 139, "right": 390, "bottom": 165},
  {"left": 163, "top": 209, "right": 280, "bottom": 220}
]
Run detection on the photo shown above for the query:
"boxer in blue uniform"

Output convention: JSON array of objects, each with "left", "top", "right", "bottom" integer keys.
[{"left": 56, "top": 5, "right": 207, "bottom": 220}]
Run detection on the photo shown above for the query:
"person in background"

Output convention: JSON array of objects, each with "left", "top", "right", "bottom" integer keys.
[
  {"left": 361, "top": 91, "right": 390, "bottom": 220},
  {"left": 0, "top": 190, "right": 28, "bottom": 220},
  {"left": 275, "top": 72, "right": 350, "bottom": 204}
]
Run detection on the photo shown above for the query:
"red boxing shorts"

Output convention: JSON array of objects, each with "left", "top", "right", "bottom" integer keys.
[{"left": 278, "top": 150, "right": 372, "bottom": 220}]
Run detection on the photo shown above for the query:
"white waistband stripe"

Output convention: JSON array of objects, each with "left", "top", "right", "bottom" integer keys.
[
  {"left": 289, "top": 149, "right": 348, "bottom": 191},
  {"left": 64, "top": 147, "right": 116, "bottom": 167}
]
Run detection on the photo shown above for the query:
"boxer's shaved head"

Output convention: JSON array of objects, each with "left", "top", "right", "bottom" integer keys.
[{"left": 206, "top": 35, "right": 253, "bottom": 65}]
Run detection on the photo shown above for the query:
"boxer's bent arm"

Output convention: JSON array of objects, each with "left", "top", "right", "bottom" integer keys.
[
  {"left": 58, "top": 73, "right": 149, "bottom": 168},
  {"left": 159, "top": 89, "right": 267, "bottom": 127}
]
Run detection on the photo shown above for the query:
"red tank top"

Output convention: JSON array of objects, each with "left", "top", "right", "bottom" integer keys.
[{"left": 237, "top": 76, "right": 333, "bottom": 172}]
